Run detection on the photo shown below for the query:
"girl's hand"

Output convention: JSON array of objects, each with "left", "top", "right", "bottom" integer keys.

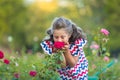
[{"left": 62, "top": 41, "right": 70, "bottom": 51}]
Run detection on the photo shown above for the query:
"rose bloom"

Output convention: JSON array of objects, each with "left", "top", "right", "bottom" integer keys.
[
  {"left": 0, "top": 50, "right": 4, "bottom": 59},
  {"left": 29, "top": 70, "right": 37, "bottom": 77},
  {"left": 103, "top": 56, "right": 110, "bottom": 62},
  {"left": 54, "top": 41, "right": 65, "bottom": 49},
  {"left": 90, "top": 44, "right": 99, "bottom": 50},
  {"left": 100, "top": 28, "right": 109, "bottom": 36},
  {"left": 14, "top": 73, "right": 20, "bottom": 78},
  {"left": 90, "top": 42, "right": 99, "bottom": 50},
  {"left": 4, "top": 59, "right": 10, "bottom": 64}
]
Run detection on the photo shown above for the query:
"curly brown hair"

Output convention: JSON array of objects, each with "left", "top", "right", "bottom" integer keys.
[{"left": 45, "top": 17, "right": 87, "bottom": 43}]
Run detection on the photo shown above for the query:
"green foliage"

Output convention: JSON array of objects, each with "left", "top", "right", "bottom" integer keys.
[
  {"left": 0, "top": 51, "right": 61, "bottom": 80},
  {"left": 102, "top": 59, "right": 120, "bottom": 80},
  {"left": 85, "top": 27, "right": 115, "bottom": 79},
  {"left": 0, "top": 0, "right": 119, "bottom": 55},
  {"left": 104, "top": 0, "right": 120, "bottom": 50},
  {"left": 0, "top": 0, "right": 28, "bottom": 49},
  {"left": 83, "top": 0, "right": 120, "bottom": 51},
  {"left": 0, "top": 27, "right": 119, "bottom": 79}
]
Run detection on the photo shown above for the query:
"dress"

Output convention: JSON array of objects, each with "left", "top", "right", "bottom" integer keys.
[{"left": 40, "top": 38, "right": 88, "bottom": 80}]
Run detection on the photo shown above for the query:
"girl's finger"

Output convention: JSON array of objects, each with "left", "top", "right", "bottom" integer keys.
[
  {"left": 64, "top": 41, "right": 69, "bottom": 45},
  {"left": 62, "top": 47, "right": 65, "bottom": 50}
]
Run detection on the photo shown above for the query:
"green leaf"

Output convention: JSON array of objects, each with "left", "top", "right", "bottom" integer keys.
[{"left": 60, "top": 55, "right": 63, "bottom": 62}]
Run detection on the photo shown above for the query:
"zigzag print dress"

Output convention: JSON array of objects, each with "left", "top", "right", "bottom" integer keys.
[{"left": 40, "top": 38, "right": 88, "bottom": 80}]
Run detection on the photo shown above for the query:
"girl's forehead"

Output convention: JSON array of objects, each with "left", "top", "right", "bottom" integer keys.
[
  {"left": 53, "top": 29, "right": 68, "bottom": 34},
  {"left": 53, "top": 28, "right": 67, "bottom": 34}
]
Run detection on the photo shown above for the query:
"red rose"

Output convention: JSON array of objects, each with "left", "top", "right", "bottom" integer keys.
[
  {"left": 14, "top": 73, "right": 20, "bottom": 78},
  {"left": 4, "top": 59, "right": 10, "bottom": 64},
  {"left": 54, "top": 41, "right": 65, "bottom": 49},
  {"left": 29, "top": 70, "right": 37, "bottom": 77},
  {"left": 0, "top": 50, "right": 4, "bottom": 59}
]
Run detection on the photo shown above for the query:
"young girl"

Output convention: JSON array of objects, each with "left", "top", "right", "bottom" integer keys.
[{"left": 40, "top": 17, "right": 88, "bottom": 80}]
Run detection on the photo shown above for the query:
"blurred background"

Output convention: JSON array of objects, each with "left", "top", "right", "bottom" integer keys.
[
  {"left": 0, "top": 0, "right": 120, "bottom": 79},
  {"left": 0, "top": 0, "right": 120, "bottom": 57}
]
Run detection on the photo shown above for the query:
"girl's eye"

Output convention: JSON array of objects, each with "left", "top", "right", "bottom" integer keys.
[
  {"left": 54, "top": 36, "right": 58, "bottom": 39},
  {"left": 61, "top": 36, "right": 65, "bottom": 39}
]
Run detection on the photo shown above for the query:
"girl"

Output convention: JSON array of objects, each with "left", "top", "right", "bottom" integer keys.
[{"left": 40, "top": 17, "right": 88, "bottom": 80}]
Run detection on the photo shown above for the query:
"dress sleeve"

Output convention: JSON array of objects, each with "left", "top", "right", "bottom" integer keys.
[
  {"left": 75, "top": 38, "right": 87, "bottom": 48},
  {"left": 40, "top": 40, "right": 53, "bottom": 55},
  {"left": 70, "top": 38, "right": 87, "bottom": 56}
]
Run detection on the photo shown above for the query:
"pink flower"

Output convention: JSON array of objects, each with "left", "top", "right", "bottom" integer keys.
[
  {"left": 0, "top": 50, "right": 4, "bottom": 59},
  {"left": 90, "top": 42, "right": 99, "bottom": 50},
  {"left": 100, "top": 28, "right": 109, "bottom": 36},
  {"left": 29, "top": 70, "right": 37, "bottom": 77},
  {"left": 3, "top": 59, "right": 10, "bottom": 64},
  {"left": 54, "top": 41, "right": 65, "bottom": 49},
  {"left": 103, "top": 56, "right": 110, "bottom": 62},
  {"left": 14, "top": 73, "right": 20, "bottom": 78},
  {"left": 90, "top": 44, "right": 99, "bottom": 50}
]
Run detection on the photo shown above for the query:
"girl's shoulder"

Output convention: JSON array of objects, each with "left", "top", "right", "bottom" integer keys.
[
  {"left": 40, "top": 40, "right": 53, "bottom": 54},
  {"left": 41, "top": 40, "right": 53, "bottom": 48},
  {"left": 74, "top": 38, "right": 87, "bottom": 47}
]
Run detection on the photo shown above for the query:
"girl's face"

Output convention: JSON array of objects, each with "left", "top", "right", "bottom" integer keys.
[{"left": 53, "top": 28, "right": 71, "bottom": 43}]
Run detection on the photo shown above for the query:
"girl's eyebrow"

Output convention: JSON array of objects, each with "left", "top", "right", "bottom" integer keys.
[
  {"left": 62, "top": 34, "right": 67, "bottom": 36},
  {"left": 61, "top": 35, "right": 66, "bottom": 37}
]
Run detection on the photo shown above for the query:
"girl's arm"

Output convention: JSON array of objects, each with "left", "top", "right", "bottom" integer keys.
[
  {"left": 61, "top": 53, "right": 67, "bottom": 68},
  {"left": 63, "top": 42, "right": 79, "bottom": 68},
  {"left": 63, "top": 49, "right": 79, "bottom": 68}
]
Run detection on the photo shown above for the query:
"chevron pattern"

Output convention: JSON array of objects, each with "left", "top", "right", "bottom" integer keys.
[
  {"left": 40, "top": 39, "right": 88, "bottom": 80},
  {"left": 75, "top": 39, "right": 87, "bottom": 49},
  {"left": 40, "top": 40, "right": 53, "bottom": 55}
]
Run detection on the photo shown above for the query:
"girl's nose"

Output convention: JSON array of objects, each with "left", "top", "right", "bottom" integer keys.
[{"left": 57, "top": 38, "right": 62, "bottom": 42}]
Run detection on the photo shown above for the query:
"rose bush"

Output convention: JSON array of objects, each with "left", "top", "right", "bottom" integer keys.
[
  {"left": 29, "top": 70, "right": 37, "bottom": 77},
  {"left": 0, "top": 50, "right": 61, "bottom": 80},
  {"left": 86, "top": 28, "right": 116, "bottom": 79},
  {"left": 3, "top": 59, "right": 10, "bottom": 64},
  {"left": 14, "top": 73, "right": 20, "bottom": 79},
  {"left": 0, "top": 41, "right": 65, "bottom": 79},
  {"left": 52, "top": 41, "right": 65, "bottom": 63}
]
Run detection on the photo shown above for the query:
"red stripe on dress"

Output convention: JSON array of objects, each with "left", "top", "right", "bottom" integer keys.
[{"left": 70, "top": 45, "right": 78, "bottom": 54}]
